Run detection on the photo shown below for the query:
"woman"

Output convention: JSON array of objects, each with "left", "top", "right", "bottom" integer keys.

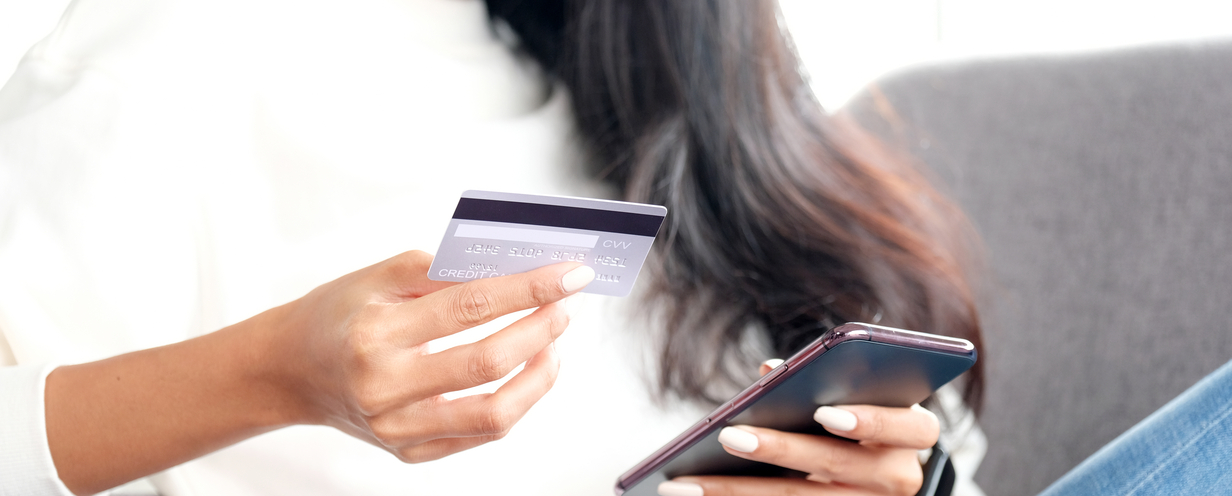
[{"left": 0, "top": 0, "right": 982, "bottom": 494}]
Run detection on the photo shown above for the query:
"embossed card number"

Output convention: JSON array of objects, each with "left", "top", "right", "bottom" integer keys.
[{"left": 428, "top": 190, "right": 667, "bottom": 297}]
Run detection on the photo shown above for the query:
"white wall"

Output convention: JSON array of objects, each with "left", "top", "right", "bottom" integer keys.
[
  {"left": 780, "top": 0, "right": 1232, "bottom": 108},
  {"left": 0, "top": 0, "right": 72, "bottom": 82},
  {"left": 3, "top": 0, "right": 1232, "bottom": 110},
  {"left": 779, "top": 0, "right": 942, "bottom": 110}
]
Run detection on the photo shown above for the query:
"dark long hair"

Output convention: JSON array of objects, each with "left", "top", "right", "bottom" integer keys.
[{"left": 484, "top": 0, "right": 985, "bottom": 411}]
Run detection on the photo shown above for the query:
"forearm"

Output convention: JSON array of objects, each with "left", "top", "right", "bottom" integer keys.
[
  {"left": 43, "top": 308, "right": 306, "bottom": 495},
  {"left": 38, "top": 252, "right": 586, "bottom": 495}
]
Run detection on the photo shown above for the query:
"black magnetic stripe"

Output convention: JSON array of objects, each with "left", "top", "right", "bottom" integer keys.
[{"left": 452, "top": 198, "right": 664, "bottom": 237}]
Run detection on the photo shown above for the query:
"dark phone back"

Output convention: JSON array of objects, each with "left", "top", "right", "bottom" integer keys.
[{"left": 615, "top": 323, "right": 976, "bottom": 495}]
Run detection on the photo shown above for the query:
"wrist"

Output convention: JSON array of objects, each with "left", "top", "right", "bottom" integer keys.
[
  {"left": 216, "top": 304, "right": 320, "bottom": 429},
  {"left": 45, "top": 316, "right": 312, "bottom": 494}
]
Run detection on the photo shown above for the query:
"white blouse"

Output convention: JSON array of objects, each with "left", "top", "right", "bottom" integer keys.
[{"left": 0, "top": 1, "right": 984, "bottom": 494}]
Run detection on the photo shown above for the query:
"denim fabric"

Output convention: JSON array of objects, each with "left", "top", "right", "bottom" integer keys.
[{"left": 1040, "top": 360, "right": 1232, "bottom": 495}]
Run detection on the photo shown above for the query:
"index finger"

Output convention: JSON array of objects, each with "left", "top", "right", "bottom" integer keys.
[
  {"left": 813, "top": 404, "right": 939, "bottom": 449},
  {"left": 404, "top": 262, "right": 594, "bottom": 342}
]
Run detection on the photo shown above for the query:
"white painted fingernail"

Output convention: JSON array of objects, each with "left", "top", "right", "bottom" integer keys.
[
  {"left": 561, "top": 265, "right": 595, "bottom": 293},
  {"left": 658, "top": 481, "right": 704, "bottom": 496},
  {"left": 761, "top": 358, "right": 785, "bottom": 369},
  {"left": 717, "top": 426, "right": 759, "bottom": 453},
  {"left": 814, "top": 406, "right": 858, "bottom": 432},
  {"left": 912, "top": 403, "right": 939, "bottom": 425}
]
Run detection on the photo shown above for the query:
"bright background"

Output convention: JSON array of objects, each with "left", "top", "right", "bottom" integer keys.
[
  {"left": 779, "top": 0, "right": 1232, "bottom": 109},
  {"left": 0, "top": 2, "right": 1228, "bottom": 493},
  {"left": 2, "top": 0, "right": 1232, "bottom": 109}
]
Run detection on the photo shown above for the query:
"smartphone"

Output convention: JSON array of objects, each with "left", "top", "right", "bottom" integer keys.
[{"left": 614, "top": 322, "right": 977, "bottom": 496}]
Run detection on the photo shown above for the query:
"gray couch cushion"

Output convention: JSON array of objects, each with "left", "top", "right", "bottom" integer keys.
[{"left": 843, "top": 40, "right": 1232, "bottom": 495}]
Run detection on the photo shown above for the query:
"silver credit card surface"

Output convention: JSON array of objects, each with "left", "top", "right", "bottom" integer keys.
[{"left": 428, "top": 190, "right": 667, "bottom": 296}]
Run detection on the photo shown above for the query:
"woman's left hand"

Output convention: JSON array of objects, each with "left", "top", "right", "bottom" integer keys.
[{"left": 658, "top": 362, "right": 941, "bottom": 496}]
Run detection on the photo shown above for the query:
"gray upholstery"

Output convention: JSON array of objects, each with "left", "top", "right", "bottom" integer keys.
[{"left": 842, "top": 40, "right": 1232, "bottom": 495}]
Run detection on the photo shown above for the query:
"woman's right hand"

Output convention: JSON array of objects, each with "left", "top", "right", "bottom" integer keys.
[
  {"left": 45, "top": 250, "right": 593, "bottom": 495},
  {"left": 261, "top": 250, "right": 595, "bottom": 462}
]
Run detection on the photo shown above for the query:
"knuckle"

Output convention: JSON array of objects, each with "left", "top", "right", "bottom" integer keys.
[
  {"left": 347, "top": 333, "right": 381, "bottom": 368},
  {"left": 451, "top": 287, "right": 493, "bottom": 327},
  {"left": 527, "top": 277, "right": 558, "bottom": 306},
  {"left": 367, "top": 416, "right": 403, "bottom": 445},
  {"left": 546, "top": 305, "right": 570, "bottom": 336},
  {"left": 347, "top": 305, "right": 390, "bottom": 360},
  {"left": 865, "top": 410, "right": 887, "bottom": 441},
  {"left": 477, "top": 403, "right": 515, "bottom": 435},
  {"left": 468, "top": 345, "right": 512, "bottom": 384},
  {"left": 353, "top": 385, "right": 393, "bottom": 416},
  {"left": 813, "top": 444, "right": 850, "bottom": 476},
  {"left": 889, "top": 464, "right": 925, "bottom": 495},
  {"left": 344, "top": 328, "right": 395, "bottom": 413},
  {"left": 395, "top": 447, "right": 428, "bottom": 464},
  {"left": 534, "top": 308, "right": 566, "bottom": 344}
]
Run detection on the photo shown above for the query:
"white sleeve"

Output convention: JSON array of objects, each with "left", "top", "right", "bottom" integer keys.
[
  {"left": 0, "top": 362, "right": 73, "bottom": 496},
  {"left": 934, "top": 384, "right": 987, "bottom": 496}
]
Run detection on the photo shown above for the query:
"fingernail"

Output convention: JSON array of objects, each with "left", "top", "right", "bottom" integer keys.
[
  {"left": 761, "top": 358, "right": 785, "bottom": 369},
  {"left": 717, "top": 426, "right": 759, "bottom": 453},
  {"left": 561, "top": 265, "right": 596, "bottom": 293},
  {"left": 658, "top": 481, "right": 704, "bottom": 496},
  {"left": 912, "top": 403, "right": 936, "bottom": 416},
  {"left": 814, "top": 406, "right": 858, "bottom": 432}
]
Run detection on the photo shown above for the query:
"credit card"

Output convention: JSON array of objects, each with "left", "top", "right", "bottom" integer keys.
[{"left": 427, "top": 190, "right": 668, "bottom": 296}]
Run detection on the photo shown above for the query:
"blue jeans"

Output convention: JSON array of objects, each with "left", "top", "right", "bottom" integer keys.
[{"left": 1039, "top": 360, "right": 1232, "bottom": 495}]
